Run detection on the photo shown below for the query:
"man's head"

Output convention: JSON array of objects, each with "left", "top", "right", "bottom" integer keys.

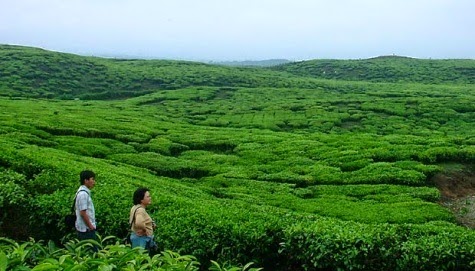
[{"left": 80, "top": 170, "right": 96, "bottom": 189}]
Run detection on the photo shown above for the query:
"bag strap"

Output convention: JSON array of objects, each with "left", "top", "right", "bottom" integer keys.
[
  {"left": 130, "top": 206, "right": 142, "bottom": 227},
  {"left": 70, "top": 190, "right": 89, "bottom": 212}
]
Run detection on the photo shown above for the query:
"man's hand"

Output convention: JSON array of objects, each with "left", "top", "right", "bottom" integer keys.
[{"left": 79, "top": 210, "right": 95, "bottom": 231}]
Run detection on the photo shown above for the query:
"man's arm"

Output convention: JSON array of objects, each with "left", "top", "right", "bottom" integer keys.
[{"left": 80, "top": 210, "right": 96, "bottom": 230}]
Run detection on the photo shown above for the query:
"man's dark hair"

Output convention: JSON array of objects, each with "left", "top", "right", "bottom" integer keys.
[
  {"left": 133, "top": 187, "right": 150, "bottom": 205},
  {"left": 80, "top": 170, "right": 96, "bottom": 185}
]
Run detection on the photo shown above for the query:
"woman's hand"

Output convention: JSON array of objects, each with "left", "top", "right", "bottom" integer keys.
[{"left": 136, "top": 229, "right": 146, "bottom": 236}]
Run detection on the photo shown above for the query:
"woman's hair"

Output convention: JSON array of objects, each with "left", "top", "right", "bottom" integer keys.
[{"left": 133, "top": 187, "right": 150, "bottom": 205}]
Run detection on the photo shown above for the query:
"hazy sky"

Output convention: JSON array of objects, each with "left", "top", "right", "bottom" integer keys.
[{"left": 1, "top": 0, "right": 474, "bottom": 61}]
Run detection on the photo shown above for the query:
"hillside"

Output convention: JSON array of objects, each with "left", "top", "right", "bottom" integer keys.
[
  {"left": 1, "top": 45, "right": 475, "bottom": 270},
  {"left": 0, "top": 45, "right": 304, "bottom": 99},
  {"left": 271, "top": 55, "right": 475, "bottom": 84},
  {"left": 1, "top": 45, "right": 475, "bottom": 100}
]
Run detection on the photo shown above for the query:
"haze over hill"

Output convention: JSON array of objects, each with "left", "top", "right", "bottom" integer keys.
[
  {"left": 1, "top": 1, "right": 474, "bottom": 60},
  {"left": 209, "top": 59, "right": 292, "bottom": 67}
]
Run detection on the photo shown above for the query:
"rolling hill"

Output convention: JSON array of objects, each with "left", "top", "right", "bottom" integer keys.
[
  {"left": 271, "top": 55, "right": 475, "bottom": 84},
  {"left": 1, "top": 45, "right": 474, "bottom": 100},
  {"left": 1, "top": 44, "right": 475, "bottom": 270}
]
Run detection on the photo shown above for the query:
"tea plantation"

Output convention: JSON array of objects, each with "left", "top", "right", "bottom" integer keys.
[{"left": 1, "top": 45, "right": 475, "bottom": 270}]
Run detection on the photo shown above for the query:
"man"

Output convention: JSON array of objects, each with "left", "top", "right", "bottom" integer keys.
[{"left": 75, "top": 170, "right": 97, "bottom": 241}]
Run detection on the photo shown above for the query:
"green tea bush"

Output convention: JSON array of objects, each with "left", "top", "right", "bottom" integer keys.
[
  {"left": 343, "top": 162, "right": 427, "bottom": 185},
  {"left": 309, "top": 184, "right": 441, "bottom": 203},
  {"left": 0, "top": 236, "right": 262, "bottom": 271},
  {"left": 420, "top": 146, "right": 463, "bottom": 163},
  {"left": 108, "top": 152, "right": 211, "bottom": 179},
  {"left": 0, "top": 170, "right": 28, "bottom": 208},
  {"left": 54, "top": 136, "right": 136, "bottom": 158},
  {"left": 154, "top": 199, "right": 288, "bottom": 269},
  {"left": 282, "top": 218, "right": 475, "bottom": 271},
  {"left": 2, "top": 132, "right": 57, "bottom": 147},
  {"left": 139, "top": 137, "right": 190, "bottom": 155},
  {"left": 308, "top": 163, "right": 342, "bottom": 185},
  {"left": 257, "top": 170, "right": 310, "bottom": 184}
]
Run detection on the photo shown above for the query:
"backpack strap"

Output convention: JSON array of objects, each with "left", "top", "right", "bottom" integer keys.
[
  {"left": 70, "top": 190, "right": 89, "bottom": 212},
  {"left": 130, "top": 206, "right": 142, "bottom": 227}
]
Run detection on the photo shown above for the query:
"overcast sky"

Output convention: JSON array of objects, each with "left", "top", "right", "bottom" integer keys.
[{"left": 1, "top": 0, "right": 474, "bottom": 61}]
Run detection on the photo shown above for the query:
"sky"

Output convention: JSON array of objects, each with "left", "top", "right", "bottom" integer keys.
[{"left": 1, "top": 0, "right": 474, "bottom": 61}]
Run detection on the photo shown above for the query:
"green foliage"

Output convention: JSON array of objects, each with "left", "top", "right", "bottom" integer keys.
[
  {"left": 1, "top": 45, "right": 475, "bottom": 270},
  {"left": 272, "top": 56, "right": 475, "bottom": 84},
  {"left": 2, "top": 45, "right": 474, "bottom": 100},
  {"left": 54, "top": 136, "right": 136, "bottom": 158},
  {"left": 282, "top": 219, "right": 475, "bottom": 270},
  {"left": 0, "top": 45, "right": 315, "bottom": 100},
  {"left": 0, "top": 91, "right": 472, "bottom": 268},
  {"left": 0, "top": 236, "right": 252, "bottom": 270},
  {"left": 0, "top": 169, "right": 28, "bottom": 207},
  {"left": 210, "top": 260, "right": 262, "bottom": 271}
]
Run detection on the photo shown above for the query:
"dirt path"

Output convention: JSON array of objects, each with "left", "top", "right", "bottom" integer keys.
[{"left": 432, "top": 164, "right": 475, "bottom": 228}]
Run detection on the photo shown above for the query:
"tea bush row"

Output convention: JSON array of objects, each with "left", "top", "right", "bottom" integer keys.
[{"left": 0, "top": 141, "right": 461, "bottom": 269}]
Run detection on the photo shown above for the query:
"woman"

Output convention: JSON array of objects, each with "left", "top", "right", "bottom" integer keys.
[{"left": 129, "top": 187, "right": 157, "bottom": 253}]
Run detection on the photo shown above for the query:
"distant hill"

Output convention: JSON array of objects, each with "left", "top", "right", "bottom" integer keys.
[
  {"left": 271, "top": 55, "right": 475, "bottom": 84},
  {"left": 0, "top": 45, "right": 300, "bottom": 99},
  {"left": 1, "top": 45, "right": 474, "bottom": 100},
  {"left": 209, "top": 59, "right": 292, "bottom": 67}
]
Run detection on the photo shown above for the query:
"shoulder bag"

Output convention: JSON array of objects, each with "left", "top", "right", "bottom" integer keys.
[
  {"left": 64, "top": 190, "right": 89, "bottom": 229},
  {"left": 124, "top": 206, "right": 141, "bottom": 244}
]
